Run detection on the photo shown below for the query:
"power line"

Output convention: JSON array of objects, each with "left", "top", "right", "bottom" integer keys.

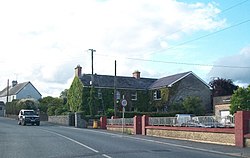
[
  {"left": 95, "top": 53, "right": 250, "bottom": 69},
  {"left": 149, "top": 19, "right": 250, "bottom": 55},
  {"left": 28, "top": 18, "right": 249, "bottom": 70},
  {"left": 220, "top": 0, "right": 250, "bottom": 14},
  {"left": 157, "top": 0, "right": 250, "bottom": 45},
  {"left": 94, "top": 18, "right": 250, "bottom": 69},
  {"left": 125, "top": 57, "right": 250, "bottom": 69}
]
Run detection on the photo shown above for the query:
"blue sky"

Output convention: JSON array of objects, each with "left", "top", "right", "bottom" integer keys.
[{"left": 0, "top": 0, "right": 249, "bottom": 97}]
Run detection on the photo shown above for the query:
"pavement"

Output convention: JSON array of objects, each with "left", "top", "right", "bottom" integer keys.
[
  {"left": 129, "top": 134, "right": 250, "bottom": 158},
  {"left": 96, "top": 128, "right": 250, "bottom": 158},
  {"left": 38, "top": 120, "right": 250, "bottom": 158}
]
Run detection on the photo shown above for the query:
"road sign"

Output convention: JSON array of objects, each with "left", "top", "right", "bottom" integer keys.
[{"left": 121, "top": 99, "right": 127, "bottom": 107}]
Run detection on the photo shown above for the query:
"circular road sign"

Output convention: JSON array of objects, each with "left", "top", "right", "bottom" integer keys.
[{"left": 121, "top": 99, "right": 127, "bottom": 107}]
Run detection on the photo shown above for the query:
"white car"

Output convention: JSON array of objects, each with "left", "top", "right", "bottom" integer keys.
[{"left": 18, "top": 109, "right": 40, "bottom": 126}]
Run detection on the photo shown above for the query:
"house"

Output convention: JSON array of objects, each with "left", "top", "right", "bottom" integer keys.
[
  {"left": 0, "top": 81, "right": 42, "bottom": 104},
  {"left": 213, "top": 95, "right": 231, "bottom": 118},
  {"left": 74, "top": 65, "right": 212, "bottom": 113},
  {"left": 149, "top": 71, "right": 212, "bottom": 112}
]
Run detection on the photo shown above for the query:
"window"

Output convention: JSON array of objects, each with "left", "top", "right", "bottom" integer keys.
[
  {"left": 98, "top": 89, "right": 102, "bottom": 99},
  {"left": 131, "top": 92, "right": 137, "bottom": 101},
  {"left": 153, "top": 90, "right": 161, "bottom": 100},
  {"left": 116, "top": 91, "right": 121, "bottom": 100}
]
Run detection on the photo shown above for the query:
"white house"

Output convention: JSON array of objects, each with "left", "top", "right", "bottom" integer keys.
[{"left": 0, "top": 81, "right": 42, "bottom": 103}]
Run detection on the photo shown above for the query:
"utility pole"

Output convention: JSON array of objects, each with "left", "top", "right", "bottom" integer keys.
[
  {"left": 88, "top": 49, "right": 96, "bottom": 86},
  {"left": 88, "top": 49, "right": 96, "bottom": 76},
  {"left": 114, "top": 60, "right": 117, "bottom": 116},
  {"left": 88, "top": 49, "right": 96, "bottom": 116},
  {"left": 6, "top": 79, "right": 9, "bottom": 103}
]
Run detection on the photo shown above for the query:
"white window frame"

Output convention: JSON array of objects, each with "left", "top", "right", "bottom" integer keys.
[
  {"left": 116, "top": 91, "right": 121, "bottom": 100},
  {"left": 153, "top": 90, "right": 161, "bottom": 100},
  {"left": 131, "top": 92, "right": 137, "bottom": 101}
]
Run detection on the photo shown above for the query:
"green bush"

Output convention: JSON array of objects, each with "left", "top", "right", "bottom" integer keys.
[{"left": 5, "top": 99, "right": 38, "bottom": 115}]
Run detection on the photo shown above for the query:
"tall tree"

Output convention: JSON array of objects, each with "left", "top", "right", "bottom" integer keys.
[
  {"left": 230, "top": 85, "right": 250, "bottom": 114},
  {"left": 209, "top": 78, "right": 238, "bottom": 97},
  {"left": 67, "top": 77, "right": 84, "bottom": 112},
  {"left": 88, "top": 86, "right": 96, "bottom": 116}
]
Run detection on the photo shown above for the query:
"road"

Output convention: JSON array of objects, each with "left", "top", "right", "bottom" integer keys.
[{"left": 0, "top": 117, "right": 249, "bottom": 158}]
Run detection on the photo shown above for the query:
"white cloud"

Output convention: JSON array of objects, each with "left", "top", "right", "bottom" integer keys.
[
  {"left": 208, "top": 45, "right": 250, "bottom": 85},
  {"left": 0, "top": 0, "right": 226, "bottom": 97}
]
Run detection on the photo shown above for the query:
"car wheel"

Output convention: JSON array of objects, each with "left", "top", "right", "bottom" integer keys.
[
  {"left": 21, "top": 120, "right": 26, "bottom": 126},
  {"left": 36, "top": 122, "right": 40, "bottom": 126},
  {"left": 18, "top": 120, "right": 21, "bottom": 125}
]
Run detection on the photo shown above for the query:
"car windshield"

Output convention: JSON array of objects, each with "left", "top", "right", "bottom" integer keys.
[{"left": 24, "top": 111, "right": 35, "bottom": 115}]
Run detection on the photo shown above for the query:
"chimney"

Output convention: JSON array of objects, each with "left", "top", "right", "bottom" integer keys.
[
  {"left": 133, "top": 70, "right": 141, "bottom": 79},
  {"left": 75, "top": 65, "right": 82, "bottom": 77},
  {"left": 12, "top": 80, "right": 18, "bottom": 87}
]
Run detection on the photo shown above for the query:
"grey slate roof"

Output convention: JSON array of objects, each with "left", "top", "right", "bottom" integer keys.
[
  {"left": 78, "top": 71, "right": 210, "bottom": 90},
  {"left": 80, "top": 71, "right": 210, "bottom": 90},
  {"left": 149, "top": 71, "right": 211, "bottom": 90},
  {"left": 149, "top": 71, "right": 192, "bottom": 89},
  {"left": 79, "top": 74, "right": 157, "bottom": 90},
  {"left": 0, "top": 82, "right": 30, "bottom": 97}
]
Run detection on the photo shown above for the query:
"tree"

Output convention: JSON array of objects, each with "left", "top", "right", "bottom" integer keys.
[
  {"left": 38, "top": 96, "right": 65, "bottom": 115},
  {"left": 182, "top": 96, "right": 205, "bottom": 115},
  {"left": 230, "top": 85, "right": 250, "bottom": 114},
  {"left": 168, "top": 102, "right": 185, "bottom": 113},
  {"left": 209, "top": 78, "right": 238, "bottom": 97},
  {"left": 88, "top": 86, "right": 97, "bottom": 116},
  {"left": 60, "top": 89, "right": 68, "bottom": 105},
  {"left": 5, "top": 99, "right": 38, "bottom": 115},
  {"left": 67, "top": 77, "right": 84, "bottom": 112}
]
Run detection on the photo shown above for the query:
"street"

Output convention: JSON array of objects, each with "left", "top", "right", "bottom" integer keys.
[{"left": 0, "top": 117, "right": 249, "bottom": 158}]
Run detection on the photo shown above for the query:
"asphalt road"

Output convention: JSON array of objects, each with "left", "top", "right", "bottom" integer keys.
[{"left": 0, "top": 117, "right": 249, "bottom": 158}]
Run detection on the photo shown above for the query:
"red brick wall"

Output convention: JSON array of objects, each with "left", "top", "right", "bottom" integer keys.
[{"left": 235, "top": 111, "right": 250, "bottom": 147}]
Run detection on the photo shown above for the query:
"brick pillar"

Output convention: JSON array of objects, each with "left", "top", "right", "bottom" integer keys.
[
  {"left": 142, "top": 115, "right": 149, "bottom": 135},
  {"left": 235, "top": 111, "right": 250, "bottom": 147},
  {"left": 134, "top": 115, "right": 142, "bottom": 135},
  {"left": 100, "top": 116, "right": 107, "bottom": 129}
]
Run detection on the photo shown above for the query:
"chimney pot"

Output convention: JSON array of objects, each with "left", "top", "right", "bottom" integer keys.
[
  {"left": 75, "top": 65, "right": 82, "bottom": 77},
  {"left": 133, "top": 70, "right": 141, "bottom": 79},
  {"left": 12, "top": 80, "right": 18, "bottom": 87}
]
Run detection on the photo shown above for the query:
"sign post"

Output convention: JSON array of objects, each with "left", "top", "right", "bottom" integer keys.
[{"left": 121, "top": 98, "right": 127, "bottom": 134}]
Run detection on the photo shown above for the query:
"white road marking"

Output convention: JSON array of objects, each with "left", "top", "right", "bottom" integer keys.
[
  {"left": 102, "top": 154, "right": 112, "bottom": 158},
  {"left": 41, "top": 129, "right": 113, "bottom": 158},
  {"left": 62, "top": 127, "right": 243, "bottom": 157},
  {"left": 43, "top": 129, "right": 99, "bottom": 153}
]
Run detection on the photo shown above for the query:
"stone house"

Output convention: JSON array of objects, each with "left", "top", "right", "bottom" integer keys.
[
  {"left": 213, "top": 95, "right": 231, "bottom": 118},
  {"left": 73, "top": 65, "right": 212, "bottom": 113},
  {"left": 0, "top": 81, "right": 42, "bottom": 103},
  {"left": 149, "top": 71, "right": 212, "bottom": 112}
]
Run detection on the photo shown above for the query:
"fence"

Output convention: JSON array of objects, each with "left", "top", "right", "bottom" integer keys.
[
  {"left": 148, "top": 115, "right": 235, "bottom": 128},
  {"left": 105, "top": 115, "right": 235, "bottom": 129},
  {"left": 100, "top": 111, "right": 250, "bottom": 147},
  {"left": 149, "top": 117, "right": 176, "bottom": 126},
  {"left": 107, "top": 118, "right": 134, "bottom": 126}
]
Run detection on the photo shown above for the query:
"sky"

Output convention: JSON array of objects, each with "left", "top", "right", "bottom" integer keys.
[{"left": 0, "top": 0, "right": 249, "bottom": 97}]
